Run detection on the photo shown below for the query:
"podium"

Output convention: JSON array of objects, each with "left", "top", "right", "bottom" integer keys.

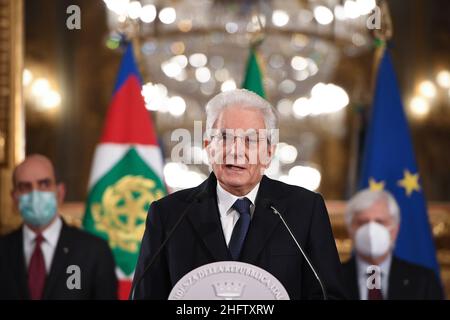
[{"left": 168, "top": 261, "right": 290, "bottom": 300}]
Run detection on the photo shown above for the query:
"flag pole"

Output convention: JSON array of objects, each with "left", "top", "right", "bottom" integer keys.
[
  {"left": 372, "top": 0, "right": 393, "bottom": 88},
  {"left": 349, "top": 0, "right": 394, "bottom": 195}
]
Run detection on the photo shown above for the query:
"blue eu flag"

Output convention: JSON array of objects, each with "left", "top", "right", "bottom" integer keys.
[{"left": 359, "top": 50, "right": 440, "bottom": 277}]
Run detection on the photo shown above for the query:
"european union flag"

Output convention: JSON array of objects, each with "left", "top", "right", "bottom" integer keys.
[{"left": 358, "top": 50, "right": 441, "bottom": 277}]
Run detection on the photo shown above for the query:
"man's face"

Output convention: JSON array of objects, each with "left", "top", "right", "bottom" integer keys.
[
  {"left": 11, "top": 156, "right": 65, "bottom": 209},
  {"left": 349, "top": 199, "right": 399, "bottom": 244},
  {"left": 205, "top": 105, "right": 275, "bottom": 196}
]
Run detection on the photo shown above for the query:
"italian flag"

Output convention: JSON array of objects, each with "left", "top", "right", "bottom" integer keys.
[
  {"left": 83, "top": 43, "right": 166, "bottom": 300},
  {"left": 242, "top": 46, "right": 266, "bottom": 98}
]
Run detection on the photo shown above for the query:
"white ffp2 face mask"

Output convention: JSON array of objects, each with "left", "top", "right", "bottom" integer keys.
[{"left": 354, "top": 221, "right": 392, "bottom": 259}]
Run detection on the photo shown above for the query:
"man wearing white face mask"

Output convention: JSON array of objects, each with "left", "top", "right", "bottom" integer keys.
[
  {"left": 0, "top": 154, "right": 118, "bottom": 299},
  {"left": 342, "top": 189, "right": 443, "bottom": 300}
]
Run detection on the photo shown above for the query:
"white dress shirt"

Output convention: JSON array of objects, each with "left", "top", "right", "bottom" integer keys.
[
  {"left": 356, "top": 254, "right": 392, "bottom": 300},
  {"left": 23, "top": 217, "right": 62, "bottom": 274},
  {"left": 216, "top": 182, "right": 260, "bottom": 246}
]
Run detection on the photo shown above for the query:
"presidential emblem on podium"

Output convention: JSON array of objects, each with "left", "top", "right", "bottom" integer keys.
[{"left": 168, "top": 261, "right": 290, "bottom": 300}]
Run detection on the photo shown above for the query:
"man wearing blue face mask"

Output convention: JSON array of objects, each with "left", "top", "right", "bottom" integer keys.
[
  {"left": 341, "top": 189, "right": 443, "bottom": 300},
  {"left": 0, "top": 154, "right": 118, "bottom": 299}
]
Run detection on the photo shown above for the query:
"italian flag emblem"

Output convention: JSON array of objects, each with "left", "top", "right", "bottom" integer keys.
[{"left": 83, "top": 43, "right": 166, "bottom": 299}]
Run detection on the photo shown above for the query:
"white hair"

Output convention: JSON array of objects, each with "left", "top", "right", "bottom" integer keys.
[
  {"left": 345, "top": 189, "right": 400, "bottom": 227},
  {"left": 204, "top": 89, "right": 279, "bottom": 143}
]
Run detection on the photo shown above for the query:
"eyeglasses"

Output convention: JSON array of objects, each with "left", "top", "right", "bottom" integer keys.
[{"left": 211, "top": 130, "right": 269, "bottom": 147}]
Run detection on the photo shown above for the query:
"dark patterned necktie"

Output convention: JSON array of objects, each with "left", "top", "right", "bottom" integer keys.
[
  {"left": 228, "top": 198, "right": 252, "bottom": 260},
  {"left": 28, "top": 233, "right": 46, "bottom": 300}
]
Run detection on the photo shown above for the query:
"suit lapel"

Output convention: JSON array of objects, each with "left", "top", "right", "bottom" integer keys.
[
  {"left": 186, "top": 173, "right": 231, "bottom": 261},
  {"left": 42, "top": 222, "right": 71, "bottom": 299},
  {"left": 11, "top": 228, "right": 30, "bottom": 299},
  {"left": 387, "top": 257, "right": 409, "bottom": 299},
  {"left": 240, "top": 176, "right": 282, "bottom": 264},
  {"left": 186, "top": 174, "right": 285, "bottom": 263},
  {"left": 343, "top": 256, "right": 360, "bottom": 299}
]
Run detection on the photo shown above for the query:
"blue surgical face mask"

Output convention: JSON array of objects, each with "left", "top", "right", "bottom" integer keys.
[{"left": 19, "top": 190, "right": 57, "bottom": 227}]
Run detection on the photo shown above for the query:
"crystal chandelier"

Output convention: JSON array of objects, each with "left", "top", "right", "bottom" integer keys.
[
  {"left": 102, "top": 0, "right": 391, "bottom": 191},
  {"left": 102, "top": 0, "right": 387, "bottom": 111}
]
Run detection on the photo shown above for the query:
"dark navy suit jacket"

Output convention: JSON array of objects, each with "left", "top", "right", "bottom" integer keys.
[
  {"left": 0, "top": 221, "right": 117, "bottom": 299},
  {"left": 132, "top": 173, "right": 346, "bottom": 300}
]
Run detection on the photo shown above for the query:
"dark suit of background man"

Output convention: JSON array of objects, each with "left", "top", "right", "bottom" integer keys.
[
  {"left": 132, "top": 89, "right": 346, "bottom": 299},
  {"left": 0, "top": 154, "right": 118, "bottom": 299},
  {"left": 341, "top": 189, "right": 444, "bottom": 300}
]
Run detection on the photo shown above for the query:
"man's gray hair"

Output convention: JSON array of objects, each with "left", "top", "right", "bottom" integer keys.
[
  {"left": 345, "top": 189, "right": 400, "bottom": 227},
  {"left": 204, "top": 89, "right": 279, "bottom": 143}
]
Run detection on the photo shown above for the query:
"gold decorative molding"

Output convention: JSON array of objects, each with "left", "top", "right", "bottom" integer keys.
[{"left": 0, "top": 0, "right": 25, "bottom": 234}]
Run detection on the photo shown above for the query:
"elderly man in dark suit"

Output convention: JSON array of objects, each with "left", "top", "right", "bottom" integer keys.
[
  {"left": 0, "top": 154, "right": 117, "bottom": 299},
  {"left": 132, "top": 89, "right": 346, "bottom": 300},
  {"left": 341, "top": 189, "right": 444, "bottom": 300}
]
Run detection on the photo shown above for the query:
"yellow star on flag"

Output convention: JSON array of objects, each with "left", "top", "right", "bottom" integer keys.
[
  {"left": 397, "top": 170, "right": 421, "bottom": 196},
  {"left": 369, "top": 178, "right": 385, "bottom": 191}
]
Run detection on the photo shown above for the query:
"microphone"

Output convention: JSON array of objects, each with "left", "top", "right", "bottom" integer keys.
[
  {"left": 267, "top": 202, "right": 328, "bottom": 300},
  {"left": 130, "top": 190, "right": 208, "bottom": 300}
]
